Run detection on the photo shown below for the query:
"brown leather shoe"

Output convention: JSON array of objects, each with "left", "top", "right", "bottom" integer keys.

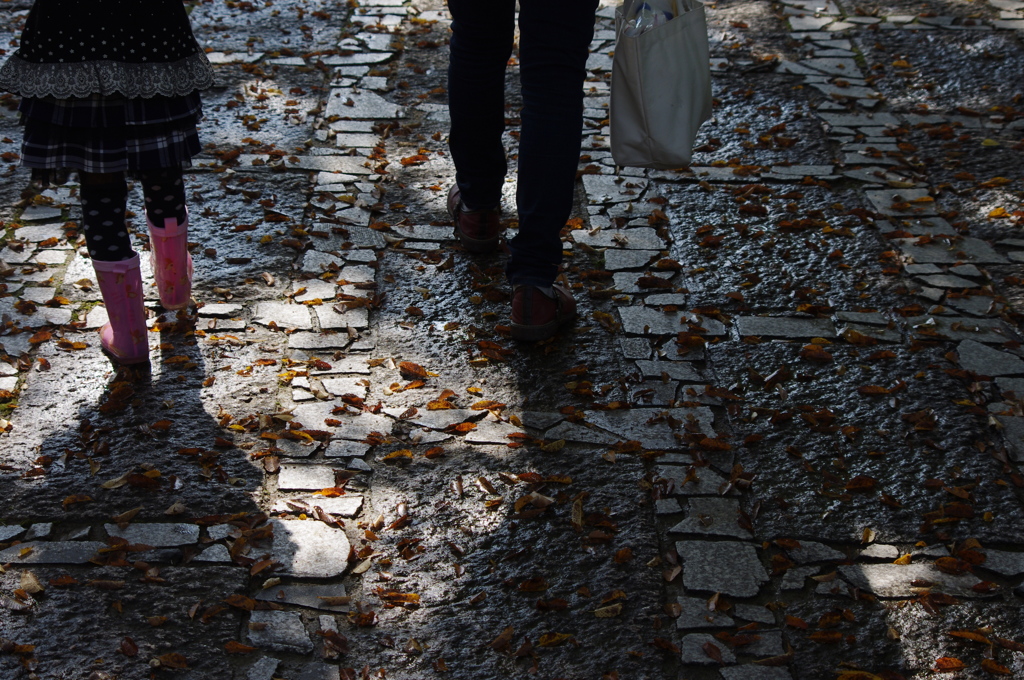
[
  {"left": 448, "top": 185, "right": 502, "bottom": 253},
  {"left": 510, "top": 283, "right": 577, "bottom": 341}
]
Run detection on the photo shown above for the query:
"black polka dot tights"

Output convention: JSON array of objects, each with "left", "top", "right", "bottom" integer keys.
[
  {"left": 140, "top": 168, "right": 188, "bottom": 227},
  {"left": 80, "top": 169, "right": 187, "bottom": 262},
  {"left": 80, "top": 173, "right": 131, "bottom": 262}
]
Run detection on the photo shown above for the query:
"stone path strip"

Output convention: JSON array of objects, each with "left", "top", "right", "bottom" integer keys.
[{"left": 580, "top": 0, "right": 1024, "bottom": 677}]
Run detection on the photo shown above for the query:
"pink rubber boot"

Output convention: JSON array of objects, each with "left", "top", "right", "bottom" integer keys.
[
  {"left": 93, "top": 254, "right": 150, "bottom": 365},
  {"left": 148, "top": 213, "right": 193, "bottom": 310}
]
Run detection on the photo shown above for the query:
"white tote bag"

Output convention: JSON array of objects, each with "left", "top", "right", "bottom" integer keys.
[{"left": 609, "top": 0, "right": 713, "bottom": 169}]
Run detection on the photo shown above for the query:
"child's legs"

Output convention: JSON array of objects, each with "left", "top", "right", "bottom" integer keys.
[
  {"left": 139, "top": 167, "right": 192, "bottom": 308},
  {"left": 79, "top": 171, "right": 133, "bottom": 262},
  {"left": 140, "top": 168, "right": 187, "bottom": 227}
]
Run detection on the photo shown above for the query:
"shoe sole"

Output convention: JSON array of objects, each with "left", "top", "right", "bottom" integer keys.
[
  {"left": 449, "top": 192, "right": 502, "bottom": 254},
  {"left": 99, "top": 323, "right": 151, "bottom": 365},
  {"left": 455, "top": 229, "right": 502, "bottom": 254},
  {"left": 159, "top": 298, "right": 193, "bottom": 311},
  {"left": 510, "top": 315, "right": 575, "bottom": 342},
  {"left": 100, "top": 346, "right": 152, "bottom": 366}
]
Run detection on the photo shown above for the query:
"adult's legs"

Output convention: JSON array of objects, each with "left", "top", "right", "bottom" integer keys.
[
  {"left": 446, "top": 0, "right": 517, "bottom": 211},
  {"left": 507, "top": 0, "right": 598, "bottom": 287}
]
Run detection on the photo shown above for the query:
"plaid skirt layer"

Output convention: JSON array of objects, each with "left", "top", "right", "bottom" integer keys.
[{"left": 19, "top": 93, "right": 203, "bottom": 178}]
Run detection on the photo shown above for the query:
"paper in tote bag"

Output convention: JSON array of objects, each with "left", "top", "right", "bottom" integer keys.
[{"left": 610, "top": 0, "right": 713, "bottom": 169}]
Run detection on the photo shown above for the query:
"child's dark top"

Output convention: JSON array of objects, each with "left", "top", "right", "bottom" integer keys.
[{"left": 0, "top": 0, "right": 214, "bottom": 99}]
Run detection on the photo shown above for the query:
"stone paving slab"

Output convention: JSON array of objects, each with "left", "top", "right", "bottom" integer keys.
[
  {"left": 734, "top": 316, "right": 836, "bottom": 338},
  {"left": 582, "top": 174, "right": 648, "bottom": 203},
  {"left": 268, "top": 518, "right": 351, "bottom": 579},
  {"left": 908, "top": 315, "right": 1014, "bottom": 344},
  {"left": 288, "top": 332, "right": 355, "bottom": 350},
  {"left": 669, "top": 497, "right": 751, "bottom": 539},
  {"left": 386, "top": 407, "right": 482, "bottom": 430},
  {"left": 273, "top": 495, "right": 364, "bottom": 517},
  {"left": 0, "top": 541, "right": 105, "bottom": 564},
  {"left": 277, "top": 464, "right": 344, "bottom": 490},
  {"left": 571, "top": 227, "right": 665, "bottom": 250},
  {"left": 19, "top": 206, "right": 62, "bottom": 221},
  {"left": 585, "top": 406, "right": 716, "bottom": 445},
  {"left": 788, "top": 14, "right": 835, "bottom": 30},
  {"left": 746, "top": 630, "right": 785, "bottom": 657},
  {"left": 542, "top": 420, "right": 618, "bottom": 445},
  {"left": 104, "top": 523, "right": 200, "bottom": 547},
  {"left": 291, "top": 405, "right": 392, "bottom": 440},
  {"left": 643, "top": 293, "right": 688, "bottom": 308},
  {"left": 993, "top": 415, "right": 1024, "bottom": 461},
  {"left": 840, "top": 322, "right": 901, "bottom": 343},
  {"left": 765, "top": 163, "right": 837, "bottom": 177},
  {"left": 198, "top": 303, "right": 244, "bottom": 318},
  {"left": 0, "top": 525, "right": 26, "bottom": 542},
  {"left": 675, "top": 596, "right": 736, "bottom": 629},
  {"left": 801, "top": 57, "right": 862, "bottom": 76},
  {"left": 324, "top": 440, "right": 371, "bottom": 458},
  {"left": 980, "top": 549, "right": 1024, "bottom": 576},
  {"left": 271, "top": 438, "right": 321, "bottom": 458},
  {"left": 677, "top": 541, "right": 769, "bottom": 597},
  {"left": 320, "top": 377, "right": 369, "bottom": 398},
  {"left": 860, "top": 544, "right": 900, "bottom": 560},
  {"left": 837, "top": 563, "right": 984, "bottom": 598},
  {"left": 618, "top": 306, "right": 687, "bottom": 335},
  {"left": 255, "top": 583, "right": 350, "bottom": 612},
  {"left": 293, "top": 664, "right": 342, "bottom": 680},
  {"left": 301, "top": 251, "right": 345, "bottom": 275},
  {"left": 784, "top": 540, "right": 846, "bottom": 564},
  {"left": 24, "top": 523, "right": 52, "bottom": 541},
  {"left": 957, "top": 339, "right": 1024, "bottom": 375},
  {"left": 289, "top": 156, "right": 377, "bottom": 175},
  {"left": 679, "top": 633, "right": 737, "bottom": 664},
  {"left": 247, "top": 657, "right": 281, "bottom": 680},
  {"left": 192, "top": 543, "right": 230, "bottom": 562},
  {"left": 634, "top": 359, "right": 705, "bottom": 382},
  {"left": 629, "top": 380, "right": 679, "bottom": 406},
  {"left": 895, "top": 237, "right": 1008, "bottom": 264},
  {"left": 464, "top": 418, "right": 524, "bottom": 444},
  {"left": 9, "top": 224, "right": 65, "bottom": 242},
  {"left": 248, "top": 610, "right": 314, "bottom": 654},
  {"left": 335, "top": 132, "right": 383, "bottom": 149},
  {"left": 604, "top": 249, "right": 661, "bottom": 271},
  {"left": 253, "top": 302, "right": 314, "bottom": 329},
  {"left": 916, "top": 273, "right": 977, "bottom": 289},
  {"left": 390, "top": 224, "right": 455, "bottom": 242},
  {"left": 732, "top": 603, "right": 774, "bottom": 624},
  {"left": 781, "top": 565, "right": 820, "bottom": 591},
  {"left": 658, "top": 465, "right": 736, "bottom": 495}
]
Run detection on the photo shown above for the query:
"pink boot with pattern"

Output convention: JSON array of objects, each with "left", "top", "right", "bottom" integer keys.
[
  {"left": 93, "top": 254, "right": 150, "bottom": 365},
  {"left": 148, "top": 213, "right": 193, "bottom": 310}
]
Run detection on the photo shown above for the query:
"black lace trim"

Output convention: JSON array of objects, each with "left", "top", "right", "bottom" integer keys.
[{"left": 0, "top": 51, "right": 215, "bottom": 99}]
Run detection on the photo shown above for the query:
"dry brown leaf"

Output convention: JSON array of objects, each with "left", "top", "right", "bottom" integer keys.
[
  {"left": 980, "top": 659, "right": 1012, "bottom": 675},
  {"left": 594, "top": 603, "right": 623, "bottom": 618},
  {"left": 932, "top": 657, "right": 965, "bottom": 672},
  {"left": 537, "top": 632, "right": 574, "bottom": 647}
]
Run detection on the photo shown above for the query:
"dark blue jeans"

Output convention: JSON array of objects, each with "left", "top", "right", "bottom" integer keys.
[{"left": 447, "top": 0, "right": 598, "bottom": 287}]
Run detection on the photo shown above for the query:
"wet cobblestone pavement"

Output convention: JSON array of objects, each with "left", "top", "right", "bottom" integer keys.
[{"left": 2, "top": 0, "right": 1024, "bottom": 678}]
